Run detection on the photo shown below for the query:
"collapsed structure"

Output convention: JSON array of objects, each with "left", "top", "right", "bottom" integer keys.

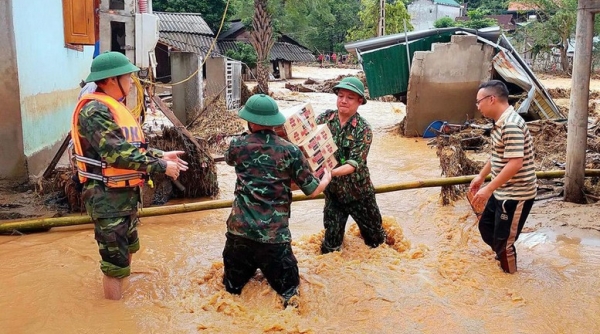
[{"left": 345, "top": 27, "right": 565, "bottom": 137}]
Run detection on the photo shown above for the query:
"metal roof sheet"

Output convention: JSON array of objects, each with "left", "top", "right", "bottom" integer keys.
[
  {"left": 218, "top": 20, "right": 245, "bottom": 40},
  {"left": 344, "top": 27, "right": 501, "bottom": 55},
  {"left": 155, "top": 12, "right": 213, "bottom": 35},
  {"left": 434, "top": 0, "right": 461, "bottom": 7},
  {"left": 218, "top": 40, "right": 315, "bottom": 62},
  {"left": 159, "top": 32, "right": 220, "bottom": 56}
]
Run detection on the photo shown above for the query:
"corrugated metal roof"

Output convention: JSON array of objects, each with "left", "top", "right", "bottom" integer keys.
[
  {"left": 493, "top": 50, "right": 564, "bottom": 120},
  {"left": 434, "top": 0, "right": 461, "bottom": 7},
  {"left": 159, "top": 32, "right": 220, "bottom": 56},
  {"left": 218, "top": 20, "right": 245, "bottom": 40},
  {"left": 345, "top": 27, "right": 501, "bottom": 55},
  {"left": 218, "top": 40, "right": 315, "bottom": 62},
  {"left": 361, "top": 33, "right": 454, "bottom": 97},
  {"left": 497, "top": 35, "right": 564, "bottom": 119},
  {"left": 270, "top": 42, "right": 315, "bottom": 62},
  {"left": 155, "top": 12, "right": 213, "bottom": 35}
]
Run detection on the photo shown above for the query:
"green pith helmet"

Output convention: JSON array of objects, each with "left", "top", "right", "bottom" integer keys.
[
  {"left": 332, "top": 76, "right": 367, "bottom": 105},
  {"left": 85, "top": 51, "right": 140, "bottom": 83},
  {"left": 238, "top": 94, "right": 286, "bottom": 126}
]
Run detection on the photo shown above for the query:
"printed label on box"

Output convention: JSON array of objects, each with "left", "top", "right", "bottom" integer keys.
[
  {"left": 297, "top": 124, "right": 335, "bottom": 154},
  {"left": 286, "top": 123, "right": 313, "bottom": 145},
  {"left": 307, "top": 147, "right": 337, "bottom": 171},
  {"left": 281, "top": 103, "right": 317, "bottom": 135},
  {"left": 314, "top": 156, "right": 338, "bottom": 178}
]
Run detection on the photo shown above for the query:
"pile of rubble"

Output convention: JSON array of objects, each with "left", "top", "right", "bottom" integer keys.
[{"left": 282, "top": 72, "right": 397, "bottom": 103}]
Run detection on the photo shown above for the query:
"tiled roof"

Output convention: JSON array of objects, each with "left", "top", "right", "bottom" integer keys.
[
  {"left": 158, "top": 32, "right": 220, "bottom": 56},
  {"left": 270, "top": 42, "right": 315, "bottom": 62},
  {"left": 155, "top": 12, "right": 213, "bottom": 35},
  {"left": 507, "top": 1, "right": 537, "bottom": 11},
  {"left": 218, "top": 40, "right": 315, "bottom": 62},
  {"left": 433, "top": 0, "right": 461, "bottom": 7},
  {"left": 155, "top": 12, "right": 220, "bottom": 57}
]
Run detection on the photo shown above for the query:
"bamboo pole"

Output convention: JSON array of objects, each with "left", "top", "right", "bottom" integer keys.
[{"left": 2, "top": 169, "right": 600, "bottom": 233}]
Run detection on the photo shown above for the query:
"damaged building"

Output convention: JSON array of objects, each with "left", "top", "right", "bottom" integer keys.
[{"left": 345, "top": 27, "right": 564, "bottom": 137}]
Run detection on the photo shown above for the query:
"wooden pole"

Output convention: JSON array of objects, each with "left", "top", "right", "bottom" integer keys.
[
  {"left": 42, "top": 133, "right": 71, "bottom": 179},
  {"left": 565, "top": 3, "right": 595, "bottom": 203},
  {"left": 2, "top": 169, "right": 600, "bottom": 233}
]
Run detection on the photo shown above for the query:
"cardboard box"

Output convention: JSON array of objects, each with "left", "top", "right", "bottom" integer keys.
[
  {"left": 307, "top": 148, "right": 337, "bottom": 172},
  {"left": 291, "top": 155, "right": 338, "bottom": 191},
  {"left": 297, "top": 124, "right": 337, "bottom": 157},
  {"left": 285, "top": 122, "right": 313, "bottom": 145},
  {"left": 280, "top": 103, "right": 317, "bottom": 144},
  {"left": 314, "top": 155, "right": 338, "bottom": 179},
  {"left": 281, "top": 102, "right": 317, "bottom": 133}
]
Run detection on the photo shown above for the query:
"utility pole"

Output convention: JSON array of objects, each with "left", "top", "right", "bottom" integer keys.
[
  {"left": 378, "top": 0, "right": 385, "bottom": 37},
  {"left": 565, "top": 0, "right": 599, "bottom": 203}
]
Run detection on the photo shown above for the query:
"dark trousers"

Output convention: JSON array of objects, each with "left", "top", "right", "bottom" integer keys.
[
  {"left": 222, "top": 233, "right": 299, "bottom": 300},
  {"left": 478, "top": 195, "right": 534, "bottom": 274},
  {"left": 321, "top": 192, "right": 386, "bottom": 254}
]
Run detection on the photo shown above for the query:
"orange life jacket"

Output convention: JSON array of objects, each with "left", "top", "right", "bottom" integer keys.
[{"left": 71, "top": 93, "right": 147, "bottom": 188}]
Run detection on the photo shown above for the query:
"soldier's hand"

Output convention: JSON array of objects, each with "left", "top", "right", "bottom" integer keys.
[
  {"left": 165, "top": 161, "right": 180, "bottom": 179},
  {"left": 321, "top": 168, "right": 332, "bottom": 184},
  {"left": 163, "top": 151, "right": 189, "bottom": 171}
]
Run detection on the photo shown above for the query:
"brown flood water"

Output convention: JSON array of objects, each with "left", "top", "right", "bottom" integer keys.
[{"left": 2, "top": 96, "right": 600, "bottom": 333}]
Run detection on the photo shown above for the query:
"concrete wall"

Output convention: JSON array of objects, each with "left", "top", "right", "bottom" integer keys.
[
  {"left": 11, "top": 0, "right": 95, "bottom": 179},
  {"left": 171, "top": 52, "right": 202, "bottom": 124},
  {"left": 408, "top": 0, "right": 462, "bottom": 31},
  {"left": 0, "top": 0, "right": 27, "bottom": 181},
  {"left": 205, "top": 56, "right": 226, "bottom": 99},
  {"left": 405, "top": 35, "right": 494, "bottom": 136},
  {"left": 99, "top": 0, "right": 135, "bottom": 60}
]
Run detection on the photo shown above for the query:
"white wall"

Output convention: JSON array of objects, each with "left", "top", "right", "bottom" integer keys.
[
  {"left": 408, "top": 0, "right": 462, "bottom": 31},
  {"left": 12, "top": 0, "right": 95, "bottom": 177}
]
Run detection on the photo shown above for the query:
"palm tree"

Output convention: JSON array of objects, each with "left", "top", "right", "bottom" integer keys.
[{"left": 249, "top": 0, "right": 274, "bottom": 94}]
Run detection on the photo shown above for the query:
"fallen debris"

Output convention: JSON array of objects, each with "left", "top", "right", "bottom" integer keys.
[{"left": 434, "top": 118, "right": 600, "bottom": 204}]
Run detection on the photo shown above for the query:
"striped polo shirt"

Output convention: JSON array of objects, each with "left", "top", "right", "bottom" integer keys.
[{"left": 490, "top": 106, "right": 537, "bottom": 200}]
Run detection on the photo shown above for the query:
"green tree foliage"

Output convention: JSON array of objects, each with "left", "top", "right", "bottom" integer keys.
[
  {"left": 225, "top": 42, "right": 258, "bottom": 68},
  {"left": 153, "top": 0, "right": 234, "bottom": 34},
  {"left": 346, "top": 0, "right": 412, "bottom": 42},
  {"left": 520, "top": 0, "right": 577, "bottom": 72},
  {"left": 434, "top": 17, "right": 457, "bottom": 29},
  {"left": 457, "top": 8, "right": 498, "bottom": 29},
  {"left": 478, "top": 0, "right": 508, "bottom": 14},
  {"left": 230, "top": 0, "right": 361, "bottom": 53}
]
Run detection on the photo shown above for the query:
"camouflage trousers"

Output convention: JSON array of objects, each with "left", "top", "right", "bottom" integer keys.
[
  {"left": 94, "top": 214, "right": 140, "bottom": 278},
  {"left": 321, "top": 192, "right": 386, "bottom": 254},
  {"left": 222, "top": 233, "right": 299, "bottom": 300}
]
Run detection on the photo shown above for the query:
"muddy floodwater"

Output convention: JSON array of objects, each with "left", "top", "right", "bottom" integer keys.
[{"left": 2, "top": 69, "right": 600, "bottom": 333}]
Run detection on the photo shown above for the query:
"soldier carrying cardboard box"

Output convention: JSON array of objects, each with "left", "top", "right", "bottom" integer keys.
[
  {"left": 315, "top": 77, "right": 387, "bottom": 254},
  {"left": 222, "top": 93, "right": 332, "bottom": 308}
]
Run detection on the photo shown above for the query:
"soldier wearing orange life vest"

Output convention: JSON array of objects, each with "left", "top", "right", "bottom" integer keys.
[{"left": 71, "top": 51, "right": 188, "bottom": 300}]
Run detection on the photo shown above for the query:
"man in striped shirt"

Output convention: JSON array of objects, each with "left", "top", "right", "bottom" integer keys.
[{"left": 469, "top": 80, "right": 537, "bottom": 274}]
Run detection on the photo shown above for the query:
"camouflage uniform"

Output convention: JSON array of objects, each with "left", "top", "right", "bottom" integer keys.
[
  {"left": 77, "top": 100, "right": 166, "bottom": 278},
  {"left": 316, "top": 109, "right": 386, "bottom": 253},
  {"left": 223, "top": 129, "right": 319, "bottom": 299}
]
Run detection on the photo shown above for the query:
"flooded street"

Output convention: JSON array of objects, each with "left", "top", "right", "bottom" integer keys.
[{"left": 2, "top": 67, "right": 600, "bottom": 333}]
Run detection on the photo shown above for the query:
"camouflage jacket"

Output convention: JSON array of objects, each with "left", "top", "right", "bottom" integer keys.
[
  {"left": 225, "top": 130, "right": 320, "bottom": 243},
  {"left": 316, "top": 109, "right": 375, "bottom": 203},
  {"left": 77, "top": 100, "right": 167, "bottom": 218}
]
